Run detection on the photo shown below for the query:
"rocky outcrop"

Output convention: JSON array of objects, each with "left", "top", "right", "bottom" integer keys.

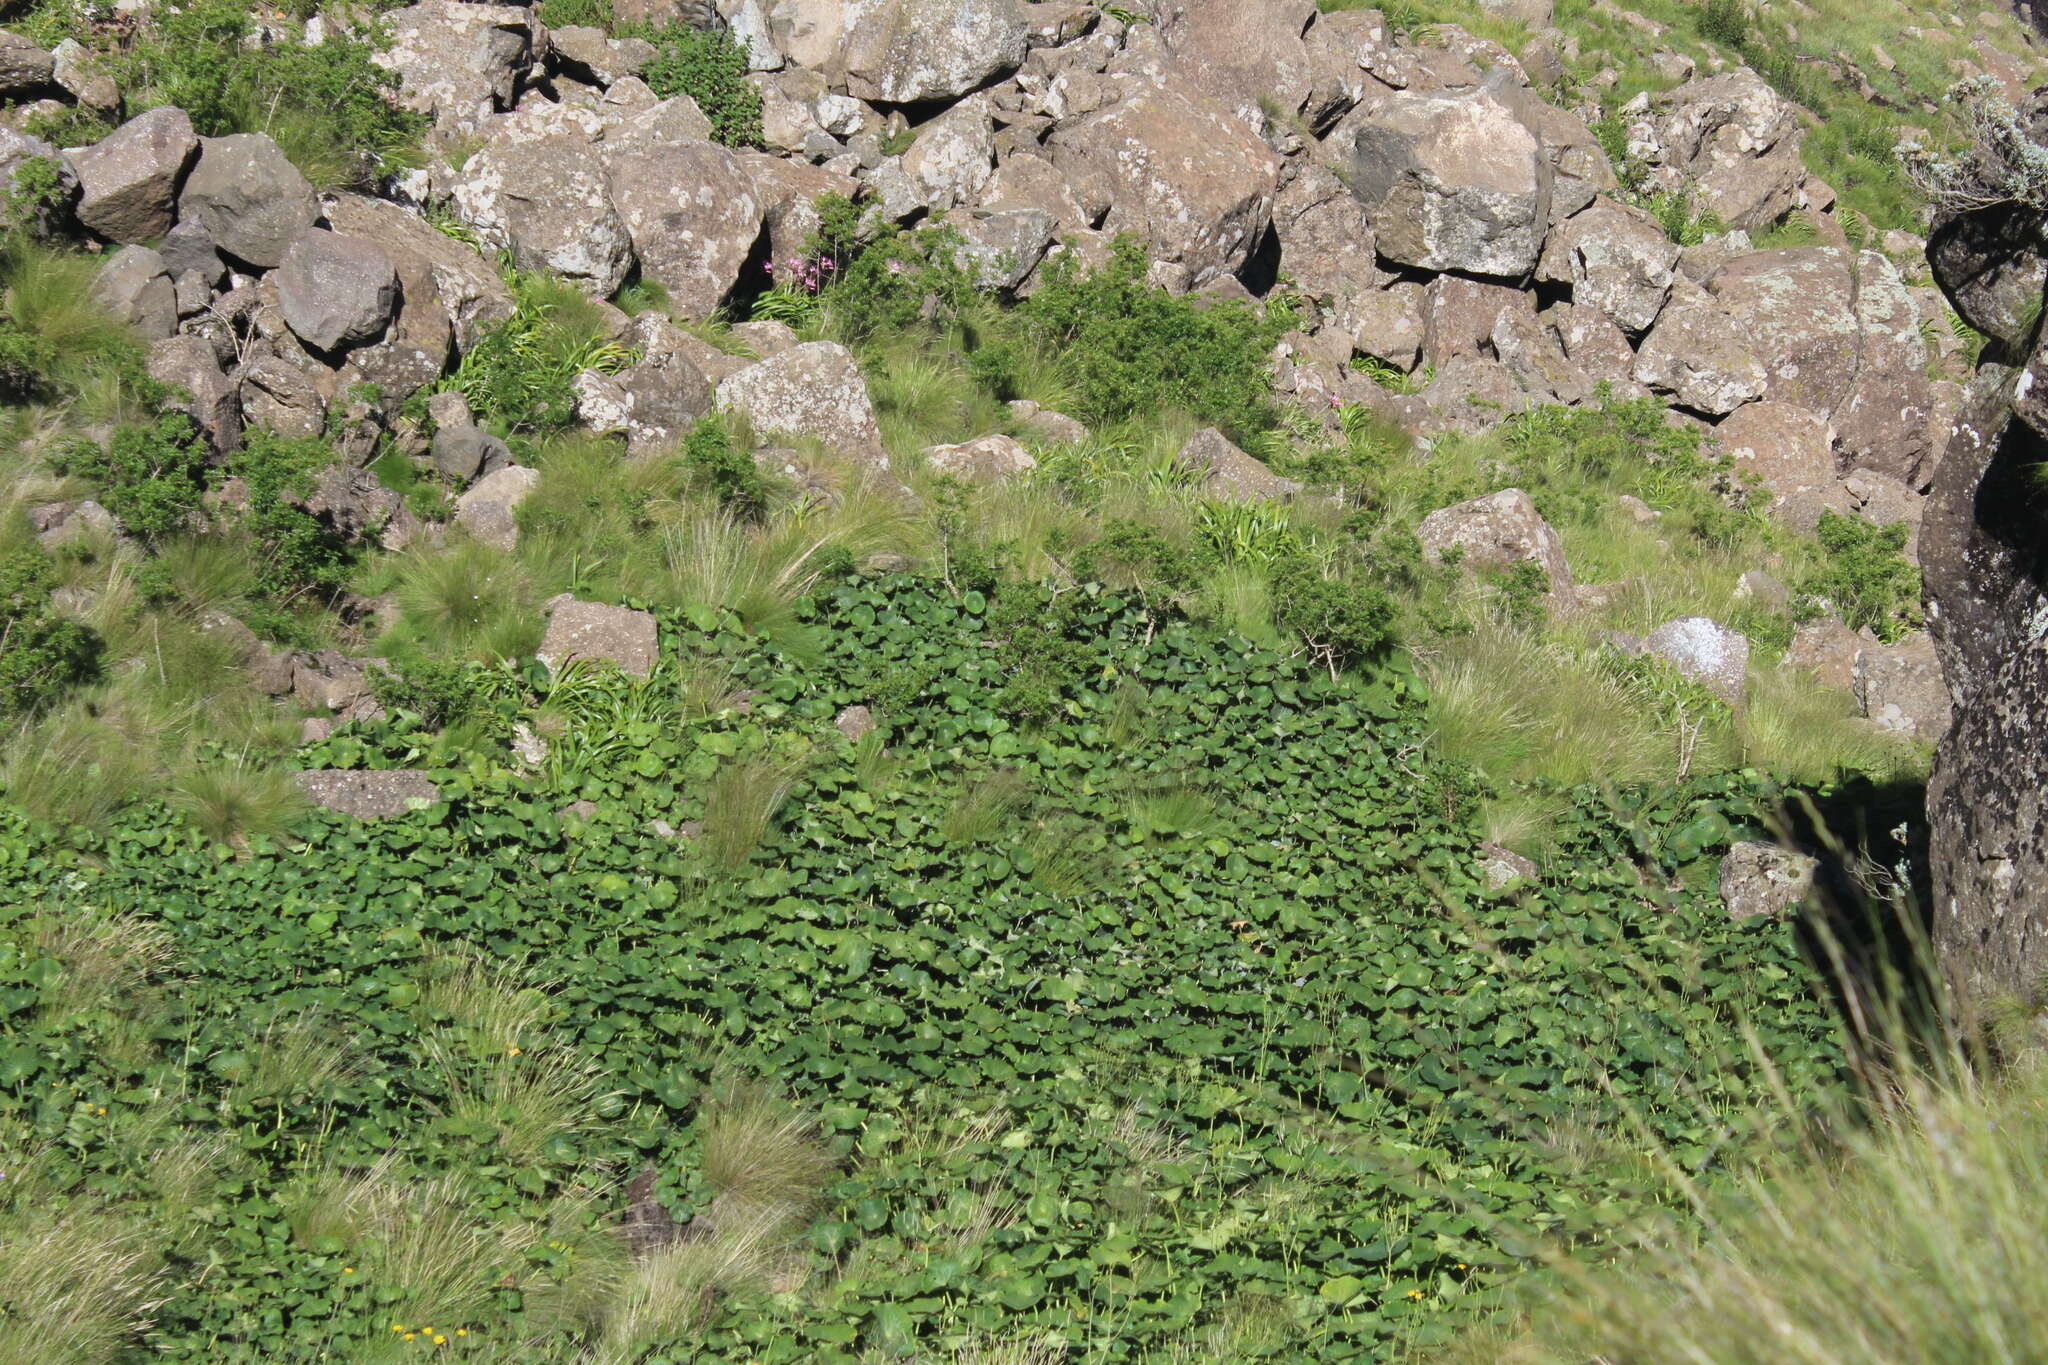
[
  {"left": 176, "top": 134, "right": 319, "bottom": 270},
  {"left": 538, "top": 597, "right": 660, "bottom": 678},
  {"left": 70, "top": 106, "right": 198, "bottom": 245},
  {"left": 1417, "top": 488, "right": 1571, "bottom": 594},
  {"left": 715, "top": 341, "right": 887, "bottom": 469}
]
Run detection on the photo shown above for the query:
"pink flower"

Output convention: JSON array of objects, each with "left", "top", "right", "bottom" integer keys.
[
  {"left": 763, "top": 260, "right": 774, "bottom": 274},
  {"left": 822, "top": 257, "right": 837, "bottom": 271},
  {"left": 887, "top": 259, "right": 907, "bottom": 276}
]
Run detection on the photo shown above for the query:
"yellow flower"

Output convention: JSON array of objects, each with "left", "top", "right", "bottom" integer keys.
[
  {"left": 508, "top": 1046, "right": 522, "bottom": 1056},
  {"left": 342, "top": 1266, "right": 356, "bottom": 1275},
  {"left": 434, "top": 1336, "right": 447, "bottom": 1346},
  {"left": 403, "top": 1334, "right": 417, "bottom": 1342},
  {"left": 392, "top": 1324, "right": 406, "bottom": 1333},
  {"left": 1407, "top": 1289, "right": 1424, "bottom": 1300},
  {"left": 456, "top": 1330, "right": 468, "bottom": 1338},
  {"left": 97, "top": 1106, "right": 107, "bottom": 1115}
]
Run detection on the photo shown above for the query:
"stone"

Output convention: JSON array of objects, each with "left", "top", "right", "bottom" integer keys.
[
  {"left": 1177, "top": 427, "right": 1302, "bottom": 501},
  {"left": 30, "top": 499, "right": 115, "bottom": 548},
  {"left": 1422, "top": 353, "right": 1532, "bottom": 430},
  {"left": 1853, "top": 631, "right": 1951, "bottom": 742},
  {"left": 1156, "top": 0, "right": 1319, "bottom": 128},
  {"left": 1351, "top": 283, "right": 1427, "bottom": 370},
  {"left": 602, "top": 109, "right": 764, "bottom": 319},
  {"left": 373, "top": 1, "right": 534, "bottom": 132},
  {"left": 432, "top": 424, "right": 511, "bottom": 482},
  {"left": 321, "top": 194, "right": 517, "bottom": 353},
  {"left": 1718, "top": 841, "right": 1817, "bottom": 919},
  {"left": 1047, "top": 82, "right": 1280, "bottom": 289},
  {"left": 731, "top": 320, "right": 798, "bottom": 358},
  {"left": 1926, "top": 202, "right": 2048, "bottom": 354},
  {"left": 454, "top": 132, "right": 635, "bottom": 297},
  {"left": 1478, "top": 842, "right": 1540, "bottom": 890},
  {"left": 538, "top": 597, "right": 660, "bottom": 678},
  {"left": 739, "top": 150, "right": 861, "bottom": 265},
  {"left": 426, "top": 390, "right": 473, "bottom": 431},
  {"left": 898, "top": 96, "right": 995, "bottom": 213},
  {"left": 1618, "top": 493, "right": 1660, "bottom": 524},
  {"left": 1546, "top": 301, "right": 1644, "bottom": 395},
  {"left": 273, "top": 229, "right": 399, "bottom": 353},
  {"left": 1535, "top": 195, "right": 1677, "bottom": 334},
  {"left": 296, "top": 769, "right": 441, "bottom": 819},
  {"left": 1712, "top": 401, "right": 1838, "bottom": 528},
  {"left": 1642, "top": 615, "right": 1749, "bottom": 704},
  {"left": 157, "top": 217, "right": 225, "bottom": 287},
  {"left": 1348, "top": 85, "right": 1553, "bottom": 277},
  {"left": 948, "top": 207, "right": 1054, "bottom": 291},
  {"left": 549, "top": 25, "right": 659, "bottom": 86},
  {"left": 70, "top": 106, "right": 197, "bottom": 245},
  {"left": 1271, "top": 163, "right": 1384, "bottom": 342},
  {"left": 1787, "top": 617, "right": 1867, "bottom": 691},
  {"left": 924, "top": 433, "right": 1036, "bottom": 483},
  {"left": 147, "top": 335, "right": 241, "bottom": 453},
  {"left": 239, "top": 350, "right": 329, "bottom": 441},
  {"left": 1417, "top": 488, "right": 1572, "bottom": 593},
  {"left": 91, "top": 245, "right": 175, "bottom": 340},
  {"left": 834, "top": 704, "right": 877, "bottom": 742},
  {"left": 1422, "top": 274, "right": 1525, "bottom": 370},
  {"left": 0, "top": 29, "right": 54, "bottom": 95},
  {"left": 1008, "top": 400, "right": 1088, "bottom": 444},
  {"left": 1701, "top": 248, "right": 1861, "bottom": 415},
  {"left": 1631, "top": 280, "right": 1767, "bottom": 415},
  {"left": 1627, "top": 70, "right": 1808, "bottom": 231},
  {"left": 715, "top": 341, "right": 887, "bottom": 469},
  {"left": 0, "top": 127, "right": 72, "bottom": 235},
  {"left": 574, "top": 315, "right": 716, "bottom": 455},
  {"left": 454, "top": 463, "right": 540, "bottom": 551},
  {"left": 1734, "top": 569, "right": 1791, "bottom": 610},
  {"left": 302, "top": 466, "right": 422, "bottom": 551},
  {"left": 840, "top": 0, "right": 1028, "bottom": 103},
  {"left": 177, "top": 134, "right": 318, "bottom": 270},
  {"left": 1836, "top": 248, "right": 1937, "bottom": 483},
  {"left": 1492, "top": 303, "right": 1592, "bottom": 405},
  {"left": 289, "top": 649, "right": 385, "bottom": 713}
]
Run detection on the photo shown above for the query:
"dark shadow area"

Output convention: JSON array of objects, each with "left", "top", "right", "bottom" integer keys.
[{"left": 1236, "top": 221, "right": 1282, "bottom": 298}]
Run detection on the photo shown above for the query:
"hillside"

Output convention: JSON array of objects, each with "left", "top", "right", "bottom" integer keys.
[{"left": 0, "top": 0, "right": 2039, "bottom": 1359}]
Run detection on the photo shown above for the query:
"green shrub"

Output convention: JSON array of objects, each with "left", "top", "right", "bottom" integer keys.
[
  {"left": 538, "top": 0, "right": 615, "bottom": 26},
  {"left": 637, "top": 24, "right": 764, "bottom": 149},
  {"left": 0, "top": 549, "right": 101, "bottom": 716},
  {"left": 369, "top": 657, "right": 494, "bottom": 729},
  {"left": 48, "top": 413, "right": 209, "bottom": 544},
  {"left": 681, "top": 416, "right": 770, "bottom": 521},
  {"left": 1270, "top": 557, "right": 1395, "bottom": 676},
  {"left": 0, "top": 233, "right": 148, "bottom": 400},
  {"left": 1800, "top": 510, "right": 1921, "bottom": 641},
  {"left": 1694, "top": 0, "right": 1750, "bottom": 48},
  {"left": 439, "top": 269, "right": 636, "bottom": 433},
  {"left": 226, "top": 430, "right": 352, "bottom": 600}
]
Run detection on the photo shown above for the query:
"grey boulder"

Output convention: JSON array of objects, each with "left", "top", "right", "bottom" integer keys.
[{"left": 274, "top": 229, "right": 400, "bottom": 353}]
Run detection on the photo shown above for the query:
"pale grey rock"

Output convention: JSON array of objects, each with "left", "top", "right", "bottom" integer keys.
[
  {"left": 715, "top": 341, "right": 887, "bottom": 468},
  {"left": 1719, "top": 841, "right": 1817, "bottom": 919},
  {"left": 297, "top": 770, "right": 441, "bottom": 819},
  {"left": 539, "top": 597, "right": 660, "bottom": 677},
  {"left": 1418, "top": 487, "right": 1572, "bottom": 593},
  {"left": 1178, "top": 427, "right": 1301, "bottom": 501},
  {"left": 274, "top": 230, "right": 399, "bottom": 352},
  {"left": 1643, "top": 615, "right": 1749, "bottom": 704}
]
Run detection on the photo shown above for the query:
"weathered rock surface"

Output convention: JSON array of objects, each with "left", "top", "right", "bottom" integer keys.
[
  {"left": 91, "top": 245, "right": 175, "bottom": 340},
  {"left": 1632, "top": 281, "right": 1767, "bottom": 415},
  {"left": 70, "top": 106, "right": 197, "bottom": 245},
  {"left": 1626, "top": 70, "right": 1807, "bottom": 231},
  {"left": 715, "top": 341, "right": 887, "bottom": 468},
  {"left": 274, "top": 230, "right": 400, "bottom": 352},
  {"left": 454, "top": 464, "right": 539, "bottom": 551},
  {"left": 602, "top": 111, "right": 763, "bottom": 318},
  {"left": 1178, "top": 427, "right": 1301, "bottom": 501},
  {"left": 373, "top": 1, "right": 534, "bottom": 131},
  {"left": 454, "top": 133, "right": 635, "bottom": 297},
  {"left": 1719, "top": 841, "right": 1817, "bottom": 919},
  {"left": 1535, "top": 196, "right": 1676, "bottom": 334},
  {"left": 1854, "top": 631, "right": 1950, "bottom": 742},
  {"left": 1642, "top": 615, "right": 1749, "bottom": 704},
  {"left": 841, "top": 0, "right": 1028, "bottom": 103},
  {"left": 924, "top": 434, "right": 1036, "bottom": 482},
  {"left": 148, "top": 335, "right": 242, "bottom": 453},
  {"left": 177, "top": 134, "right": 319, "bottom": 270},
  {"left": 1417, "top": 488, "right": 1572, "bottom": 593},
  {"left": 297, "top": 770, "right": 441, "bottom": 819},
  {"left": 538, "top": 597, "right": 660, "bottom": 678}
]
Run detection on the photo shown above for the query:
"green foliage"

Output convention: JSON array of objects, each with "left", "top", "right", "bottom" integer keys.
[
  {"left": 440, "top": 269, "right": 636, "bottom": 434},
  {"left": 48, "top": 413, "right": 209, "bottom": 544},
  {"left": 109, "top": 0, "right": 425, "bottom": 191},
  {"left": 1270, "top": 557, "right": 1396, "bottom": 675},
  {"left": 0, "top": 549, "right": 100, "bottom": 716},
  {"left": 1801, "top": 510, "right": 1922, "bottom": 642},
  {"left": 975, "top": 238, "right": 1290, "bottom": 444},
  {"left": 538, "top": 0, "right": 615, "bottom": 26},
  {"left": 681, "top": 416, "right": 770, "bottom": 522},
  {"left": 637, "top": 24, "right": 765, "bottom": 149},
  {"left": 0, "top": 233, "right": 148, "bottom": 402},
  {"left": 369, "top": 657, "right": 496, "bottom": 730},
  {"left": 19, "top": 105, "right": 113, "bottom": 150},
  {"left": 1693, "top": 0, "right": 1750, "bottom": 48},
  {"left": 228, "top": 430, "right": 352, "bottom": 600}
]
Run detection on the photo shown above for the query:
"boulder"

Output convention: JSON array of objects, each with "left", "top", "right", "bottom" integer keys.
[
  {"left": 1786, "top": 617, "right": 1868, "bottom": 692},
  {"left": 1642, "top": 615, "right": 1749, "bottom": 704},
  {"left": 1632, "top": 280, "right": 1767, "bottom": 415},
  {"left": 1422, "top": 353, "right": 1532, "bottom": 429},
  {"left": 948, "top": 207, "right": 1055, "bottom": 291},
  {"left": 572, "top": 315, "right": 715, "bottom": 455},
  {"left": 834, "top": 704, "right": 878, "bottom": 742},
  {"left": 898, "top": 97, "right": 996, "bottom": 213},
  {"left": 1351, "top": 283, "right": 1427, "bottom": 370},
  {"left": 924, "top": 433, "right": 1036, "bottom": 483},
  {"left": 1348, "top": 85, "right": 1553, "bottom": 277},
  {"left": 274, "top": 230, "right": 399, "bottom": 353},
  {"left": 1854, "top": 630, "right": 1950, "bottom": 742},
  {"left": 373, "top": 1, "right": 534, "bottom": 131},
  {"left": 70, "top": 106, "right": 198, "bottom": 245},
  {"left": 302, "top": 465, "right": 422, "bottom": 551},
  {"left": 289, "top": 648, "right": 385, "bottom": 713},
  {"left": 740, "top": 150, "right": 861, "bottom": 265},
  {"left": 1417, "top": 488, "right": 1572, "bottom": 593},
  {"left": 432, "top": 424, "right": 512, "bottom": 481},
  {"left": 1008, "top": 399, "right": 1088, "bottom": 444},
  {"left": 1719, "top": 841, "right": 1817, "bottom": 920},
  {"left": 177, "top": 134, "right": 319, "bottom": 270},
  {"left": 1156, "top": 0, "right": 1319, "bottom": 127},
  {"left": 321, "top": 193, "right": 517, "bottom": 352},
  {"left": 1493, "top": 303, "right": 1592, "bottom": 405},
  {"left": 840, "top": 0, "right": 1028, "bottom": 103},
  {"left": 1712, "top": 401, "right": 1838, "bottom": 527},
  {"left": 715, "top": 341, "right": 887, "bottom": 468},
  {"left": 1925, "top": 203, "right": 2048, "bottom": 354},
  {"left": 1701, "top": 248, "right": 1861, "bottom": 415},
  {"left": 1626, "top": 70, "right": 1807, "bottom": 231},
  {"left": 90, "top": 245, "right": 175, "bottom": 340},
  {"left": 1047, "top": 82, "right": 1279, "bottom": 289},
  {"left": 1271, "top": 163, "right": 1384, "bottom": 344},
  {"left": 0, "top": 29, "right": 53, "bottom": 96},
  {"left": 1422, "top": 274, "right": 1527, "bottom": 370},
  {"left": 1478, "top": 842, "right": 1540, "bottom": 890},
  {"left": 602, "top": 109, "right": 764, "bottom": 319},
  {"left": 1535, "top": 196, "right": 1677, "bottom": 334},
  {"left": 148, "top": 335, "right": 241, "bottom": 453},
  {"left": 549, "top": 24, "right": 659, "bottom": 86},
  {"left": 454, "top": 133, "right": 635, "bottom": 297},
  {"left": 157, "top": 217, "right": 226, "bottom": 287},
  {"left": 30, "top": 499, "right": 115, "bottom": 548},
  {"left": 1834, "top": 249, "right": 1937, "bottom": 485},
  {"left": 454, "top": 464, "right": 540, "bottom": 551},
  {"left": 238, "top": 351, "right": 329, "bottom": 441},
  {"left": 336, "top": 227, "right": 454, "bottom": 408},
  {"left": 1177, "top": 427, "right": 1301, "bottom": 501},
  {"left": 538, "top": 597, "right": 660, "bottom": 678},
  {"left": 296, "top": 770, "right": 441, "bottom": 819},
  {"left": 1546, "top": 301, "right": 1645, "bottom": 395},
  {"left": 0, "top": 127, "right": 72, "bottom": 235}
]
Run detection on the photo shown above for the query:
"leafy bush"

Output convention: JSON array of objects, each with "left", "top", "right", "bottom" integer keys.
[
  {"left": 227, "top": 430, "right": 352, "bottom": 600},
  {"left": 48, "top": 413, "right": 209, "bottom": 544},
  {"left": 1270, "top": 557, "right": 1396, "bottom": 675},
  {"left": 1694, "top": 0, "right": 1750, "bottom": 48},
  {"left": 637, "top": 24, "right": 764, "bottom": 149},
  {"left": 0, "top": 549, "right": 100, "bottom": 716},
  {"left": 1801, "top": 510, "right": 1922, "bottom": 641},
  {"left": 439, "top": 269, "right": 636, "bottom": 433},
  {"left": 538, "top": 0, "right": 615, "bottom": 26},
  {"left": 681, "top": 416, "right": 770, "bottom": 521}
]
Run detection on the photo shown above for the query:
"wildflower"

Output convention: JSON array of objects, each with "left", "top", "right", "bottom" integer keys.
[
  {"left": 434, "top": 1336, "right": 447, "bottom": 1346},
  {"left": 456, "top": 1330, "right": 469, "bottom": 1338},
  {"left": 404, "top": 1333, "right": 417, "bottom": 1341},
  {"left": 343, "top": 1266, "right": 356, "bottom": 1275},
  {"left": 822, "top": 257, "right": 836, "bottom": 270},
  {"left": 1406, "top": 1289, "right": 1424, "bottom": 1300},
  {"left": 393, "top": 1324, "right": 407, "bottom": 1333},
  {"left": 97, "top": 1106, "right": 107, "bottom": 1115},
  {"left": 762, "top": 260, "right": 774, "bottom": 274},
  {"left": 508, "top": 1046, "right": 522, "bottom": 1056},
  {"left": 887, "top": 259, "right": 907, "bottom": 275}
]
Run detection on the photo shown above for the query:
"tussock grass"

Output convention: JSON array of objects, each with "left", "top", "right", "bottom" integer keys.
[
  {"left": 0, "top": 1202, "right": 162, "bottom": 1365},
  {"left": 697, "top": 1076, "right": 837, "bottom": 1221},
  {"left": 389, "top": 539, "right": 542, "bottom": 661},
  {"left": 30, "top": 904, "right": 176, "bottom": 1021},
  {"left": 169, "top": 749, "right": 307, "bottom": 846},
  {"left": 699, "top": 750, "right": 811, "bottom": 872}
]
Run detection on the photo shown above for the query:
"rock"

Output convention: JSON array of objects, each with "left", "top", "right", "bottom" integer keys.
[
  {"left": 1417, "top": 488, "right": 1572, "bottom": 594},
  {"left": 1854, "top": 630, "right": 1950, "bottom": 742},
  {"left": 1047, "top": 82, "right": 1279, "bottom": 289},
  {"left": 1350, "top": 283, "right": 1427, "bottom": 370},
  {"left": 739, "top": 150, "right": 861, "bottom": 265},
  {"left": 1422, "top": 353, "right": 1533, "bottom": 429},
  {"left": 1422, "top": 274, "right": 1526, "bottom": 371},
  {"left": 302, "top": 466, "right": 422, "bottom": 551},
  {"left": 0, "top": 29, "right": 53, "bottom": 96},
  {"left": 1925, "top": 203, "right": 2048, "bottom": 354},
  {"left": 1617, "top": 493, "right": 1660, "bottom": 524},
  {"left": 1535, "top": 196, "right": 1677, "bottom": 334},
  {"left": 1718, "top": 841, "right": 1817, "bottom": 920},
  {"left": 574, "top": 315, "right": 716, "bottom": 455},
  {"left": 602, "top": 108, "right": 763, "bottom": 319},
  {"left": 550, "top": 25, "right": 659, "bottom": 86},
  {"left": 91, "top": 245, "right": 175, "bottom": 340},
  {"left": 70, "top": 106, "right": 198, "bottom": 245},
  {"left": 289, "top": 649, "right": 385, "bottom": 713},
  {"left": 715, "top": 341, "right": 887, "bottom": 469},
  {"left": 732, "top": 320, "right": 798, "bottom": 358},
  {"left": 1734, "top": 569, "right": 1791, "bottom": 610},
  {"left": 1627, "top": 70, "right": 1807, "bottom": 231},
  {"left": 274, "top": 230, "right": 399, "bottom": 353},
  {"left": 1348, "top": 85, "right": 1553, "bottom": 278},
  {"left": 1642, "top": 615, "right": 1749, "bottom": 704},
  {"left": 0, "top": 127, "right": 72, "bottom": 235},
  {"left": 1713, "top": 400, "right": 1838, "bottom": 528},
  {"left": 373, "top": 1, "right": 534, "bottom": 132},
  {"left": 177, "top": 134, "right": 319, "bottom": 270},
  {"left": 538, "top": 597, "right": 660, "bottom": 678},
  {"left": 296, "top": 770, "right": 441, "bottom": 819},
  {"left": 157, "top": 217, "right": 226, "bottom": 287},
  {"left": 30, "top": 499, "right": 116, "bottom": 548},
  {"left": 454, "top": 463, "right": 540, "bottom": 551},
  {"left": 1271, "top": 162, "right": 1384, "bottom": 343},
  {"left": 1702, "top": 248, "right": 1860, "bottom": 415},
  {"left": 321, "top": 193, "right": 517, "bottom": 352},
  {"left": 897, "top": 96, "right": 996, "bottom": 213},
  {"left": 835, "top": 704, "right": 877, "bottom": 742},
  {"left": 148, "top": 336, "right": 241, "bottom": 453},
  {"left": 948, "top": 207, "right": 1054, "bottom": 291},
  {"left": 840, "top": 0, "right": 1028, "bottom": 103},
  {"left": 454, "top": 132, "right": 635, "bottom": 298},
  {"left": 239, "top": 351, "right": 329, "bottom": 441},
  {"left": 1834, "top": 249, "right": 1936, "bottom": 485},
  {"left": 1156, "top": 0, "right": 1319, "bottom": 128},
  {"left": 1631, "top": 280, "right": 1767, "bottom": 415},
  {"left": 924, "top": 433, "right": 1036, "bottom": 483},
  {"left": 1008, "top": 399, "right": 1087, "bottom": 444},
  {"left": 1493, "top": 304, "right": 1592, "bottom": 405},
  {"left": 1478, "top": 842, "right": 1540, "bottom": 890},
  {"left": 1787, "top": 617, "right": 1867, "bottom": 691},
  {"left": 432, "top": 424, "right": 512, "bottom": 481},
  {"left": 1177, "top": 427, "right": 1301, "bottom": 501}
]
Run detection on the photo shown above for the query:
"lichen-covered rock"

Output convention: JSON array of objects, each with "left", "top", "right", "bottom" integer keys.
[
  {"left": 1348, "top": 85, "right": 1553, "bottom": 278},
  {"left": 1626, "top": 69, "right": 1807, "bottom": 231},
  {"left": 372, "top": 1, "right": 534, "bottom": 132},
  {"left": 1478, "top": 842, "right": 1540, "bottom": 890},
  {"left": 1535, "top": 195, "right": 1677, "bottom": 334},
  {"left": 602, "top": 106, "right": 763, "bottom": 319},
  {"left": 1642, "top": 615, "right": 1749, "bottom": 704},
  {"left": 1156, "top": 0, "right": 1319, "bottom": 128},
  {"left": 715, "top": 341, "right": 887, "bottom": 468},
  {"left": 91, "top": 245, "right": 175, "bottom": 340},
  {"left": 840, "top": 0, "right": 1028, "bottom": 103},
  {"left": 1631, "top": 280, "right": 1767, "bottom": 415},
  {"left": 1712, "top": 400, "right": 1838, "bottom": 527},
  {"left": 431, "top": 425, "right": 511, "bottom": 482},
  {"left": 177, "top": 134, "right": 318, "bottom": 270},
  {"left": 297, "top": 770, "right": 441, "bottom": 819},
  {"left": 302, "top": 465, "right": 422, "bottom": 551},
  {"left": 1047, "top": 82, "right": 1279, "bottom": 289},
  {"left": 0, "top": 28, "right": 54, "bottom": 96},
  {"left": 322, "top": 193, "right": 516, "bottom": 352},
  {"left": 1719, "top": 841, "right": 1817, "bottom": 920},
  {"left": 948, "top": 207, "right": 1054, "bottom": 291},
  {"left": 1418, "top": 488, "right": 1572, "bottom": 593},
  {"left": 454, "top": 133, "right": 635, "bottom": 297},
  {"left": 573, "top": 315, "right": 715, "bottom": 455},
  {"left": 454, "top": 464, "right": 539, "bottom": 551},
  {"left": 1177, "top": 427, "right": 1301, "bottom": 502},
  {"left": 274, "top": 230, "right": 399, "bottom": 353},
  {"left": 148, "top": 335, "right": 242, "bottom": 453},
  {"left": 1701, "top": 247, "right": 1860, "bottom": 415},
  {"left": 70, "top": 106, "right": 197, "bottom": 245},
  {"left": 538, "top": 597, "right": 660, "bottom": 678},
  {"left": 1270, "top": 163, "right": 1384, "bottom": 346},
  {"left": 1834, "top": 249, "right": 1937, "bottom": 485},
  {"left": 924, "top": 434, "right": 1036, "bottom": 483},
  {"left": 1854, "top": 631, "right": 1950, "bottom": 742}
]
